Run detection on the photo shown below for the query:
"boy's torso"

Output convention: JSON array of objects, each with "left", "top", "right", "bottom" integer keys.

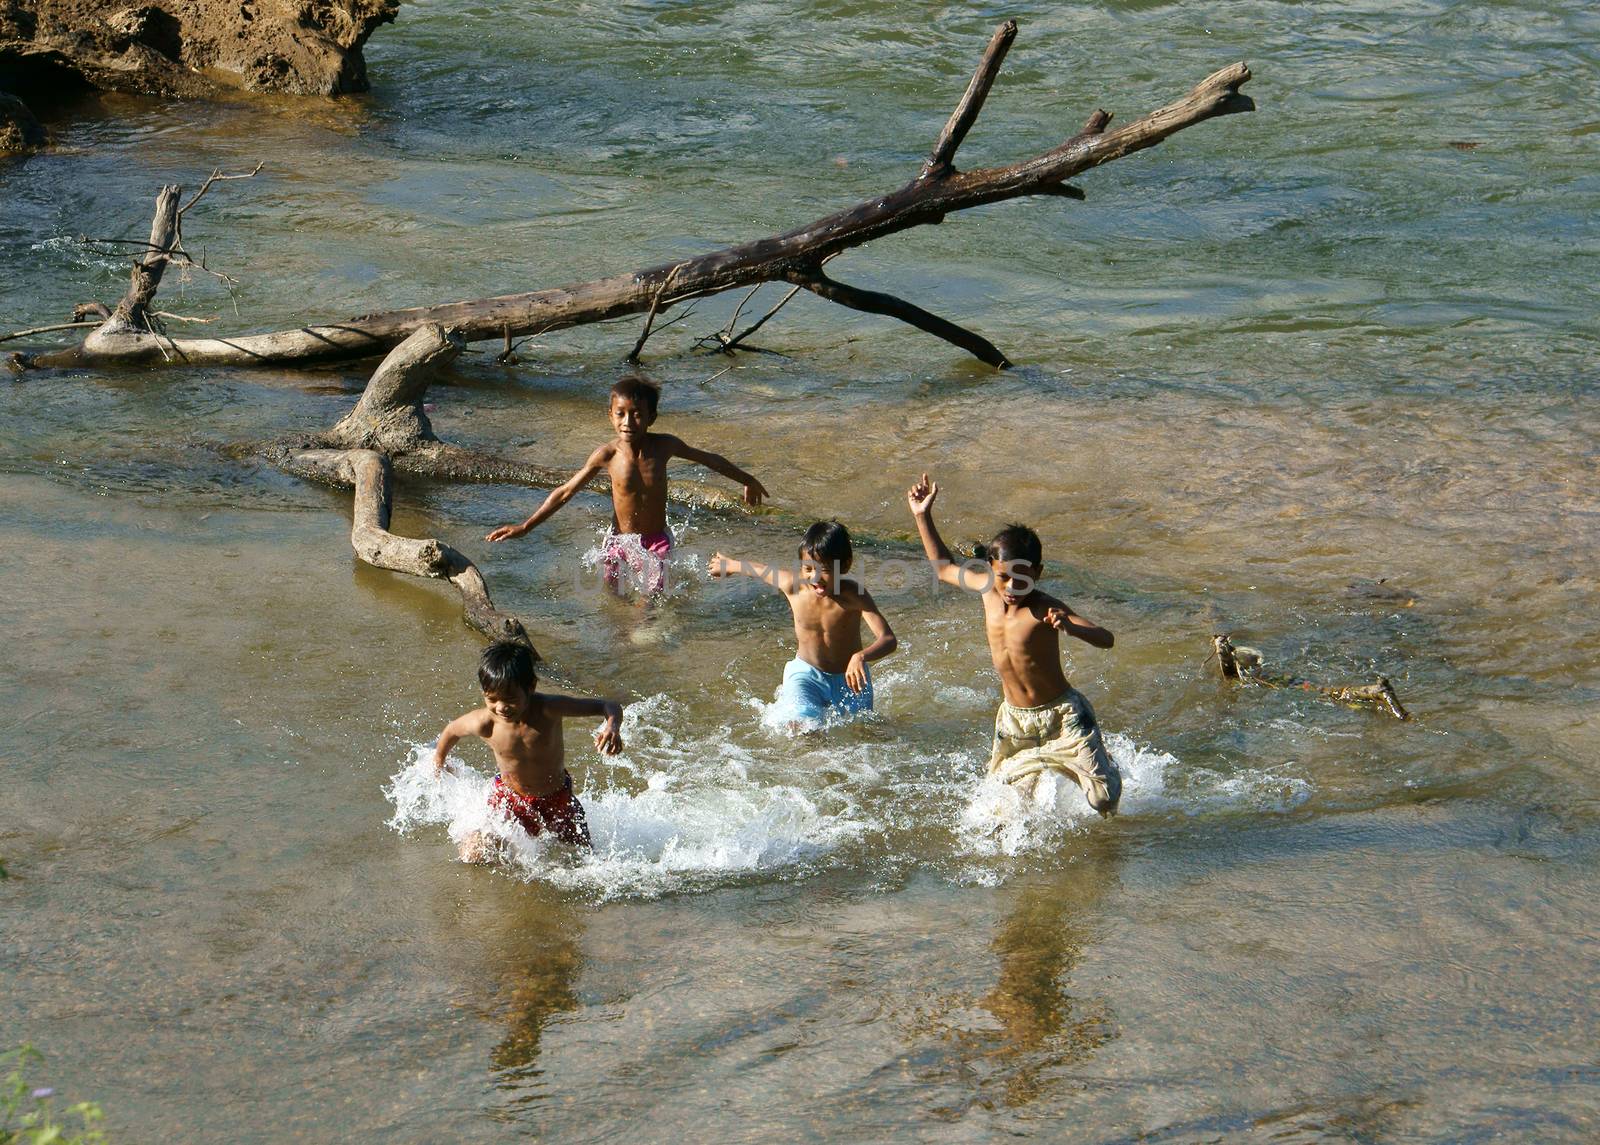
[
  {"left": 607, "top": 435, "right": 672, "bottom": 535},
  {"left": 981, "top": 591, "right": 1071, "bottom": 708},
  {"left": 790, "top": 588, "right": 865, "bottom": 675},
  {"left": 488, "top": 704, "right": 570, "bottom": 798}
]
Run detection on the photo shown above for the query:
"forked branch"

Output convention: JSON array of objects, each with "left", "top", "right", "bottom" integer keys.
[{"left": 19, "top": 28, "right": 1252, "bottom": 371}]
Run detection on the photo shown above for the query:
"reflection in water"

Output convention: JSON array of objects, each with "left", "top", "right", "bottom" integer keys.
[
  {"left": 979, "top": 870, "right": 1118, "bottom": 1108},
  {"left": 913, "top": 841, "right": 1122, "bottom": 1115},
  {"left": 462, "top": 894, "right": 588, "bottom": 1089},
  {"left": 488, "top": 933, "right": 584, "bottom": 1080}
]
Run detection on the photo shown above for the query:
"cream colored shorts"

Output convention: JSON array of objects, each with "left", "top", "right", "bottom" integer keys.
[{"left": 988, "top": 687, "right": 1121, "bottom": 814}]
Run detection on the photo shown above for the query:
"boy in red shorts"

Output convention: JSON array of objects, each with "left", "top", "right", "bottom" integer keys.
[
  {"left": 486, "top": 376, "right": 767, "bottom": 595},
  {"left": 433, "top": 641, "right": 625, "bottom": 858}
]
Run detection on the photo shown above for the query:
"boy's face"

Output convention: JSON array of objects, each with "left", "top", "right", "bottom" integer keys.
[
  {"left": 990, "top": 559, "right": 1040, "bottom": 606},
  {"left": 610, "top": 395, "right": 655, "bottom": 440},
  {"left": 483, "top": 682, "right": 533, "bottom": 721},
  {"left": 799, "top": 553, "right": 848, "bottom": 597}
]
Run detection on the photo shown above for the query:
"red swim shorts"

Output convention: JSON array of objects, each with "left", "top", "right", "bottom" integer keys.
[{"left": 488, "top": 773, "right": 592, "bottom": 849}]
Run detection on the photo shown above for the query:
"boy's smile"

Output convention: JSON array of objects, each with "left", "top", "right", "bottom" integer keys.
[
  {"left": 483, "top": 684, "right": 532, "bottom": 721},
  {"left": 800, "top": 559, "right": 837, "bottom": 597}
]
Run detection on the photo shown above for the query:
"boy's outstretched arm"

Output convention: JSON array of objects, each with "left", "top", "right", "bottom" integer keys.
[
  {"left": 486, "top": 446, "right": 612, "bottom": 542},
  {"left": 433, "top": 710, "right": 493, "bottom": 774},
  {"left": 707, "top": 552, "right": 796, "bottom": 593},
  {"left": 845, "top": 593, "right": 898, "bottom": 693},
  {"left": 666, "top": 436, "right": 768, "bottom": 506},
  {"left": 1043, "top": 603, "right": 1115, "bottom": 649},
  {"left": 907, "top": 473, "right": 990, "bottom": 592},
  {"left": 544, "top": 695, "right": 627, "bottom": 755}
]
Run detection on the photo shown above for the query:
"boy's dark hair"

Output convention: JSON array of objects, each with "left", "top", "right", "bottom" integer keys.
[
  {"left": 610, "top": 375, "right": 660, "bottom": 418},
  {"left": 799, "top": 520, "right": 853, "bottom": 572},
  {"left": 478, "top": 641, "right": 537, "bottom": 694},
  {"left": 981, "top": 523, "right": 1043, "bottom": 567}
]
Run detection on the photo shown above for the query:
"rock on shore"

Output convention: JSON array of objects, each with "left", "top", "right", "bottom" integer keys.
[{"left": 0, "top": 0, "right": 399, "bottom": 151}]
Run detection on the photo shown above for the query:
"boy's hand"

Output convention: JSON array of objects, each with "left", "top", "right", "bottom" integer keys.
[
  {"left": 707, "top": 552, "right": 735, "bottom": 578},
  {"left": 743, "top": 479, "right": 768, "bottom": 507},
  {"left": 485, "top": 521, "right": 529, "bottom": 543},
  {"left": 844, "top": 652, "right": 869, "bottom": 694},
  {"left": 907, "top": 473, "right": 939, "bottom": 516},
  {"left": 1043, "top": 607, "right": 1070, "bottom": 632},
  {"left": 593, "top": 716, "right": 624, "bottom": 755}
]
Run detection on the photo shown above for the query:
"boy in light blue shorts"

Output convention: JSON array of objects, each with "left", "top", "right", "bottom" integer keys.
[{"left": 709, "top": 522, "right": 897, "bottom": 729}]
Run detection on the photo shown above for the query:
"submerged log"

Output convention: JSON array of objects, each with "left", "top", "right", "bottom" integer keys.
[
  {"left": 262, "top": 322, "right": 746, "bottom": 510},
  {"left": 1210, "top": 634, "right": 1410, "bottom": 721},
  {"left": 292, "top": 447, "right": 534, "bottom": 651},
  {"left": 20, "top": 24, "right": 1253, "bottom": 371},
  {"left": 261, "top": 326, "right": 532, "bottom": 648}
]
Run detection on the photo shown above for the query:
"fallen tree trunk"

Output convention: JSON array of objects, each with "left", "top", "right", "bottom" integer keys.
[
  {"left": 21, "top": 23, "right": 1252, "bottom": 371},
  {"left": 293, "top": 447, "right": 535, "bottom": 650},
  {"left": 260, "top": 322, "right": 747, "bottom": 511},
  {"left": 266, "top": 325, "right": 534, "bottom": 647}
]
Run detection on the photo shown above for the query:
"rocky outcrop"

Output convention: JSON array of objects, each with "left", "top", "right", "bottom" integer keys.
[
  {"left": 0, "top": 88, "right": 44, "bottom": 151},
  {"left": 0, "top": 0, "right": 398, "bottom": 147}
]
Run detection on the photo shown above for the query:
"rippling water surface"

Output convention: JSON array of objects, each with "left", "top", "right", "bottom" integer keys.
[{"left": 3, "top": 2, "right": 1598, "bottom": 1140}]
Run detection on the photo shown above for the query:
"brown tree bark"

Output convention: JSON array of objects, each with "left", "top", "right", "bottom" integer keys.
[
  {"left": 20, "top": 26, "right": 1252, "bottom": 371},
  {"left": 290, "top": 447, "right": 535, "bottom": 651}
]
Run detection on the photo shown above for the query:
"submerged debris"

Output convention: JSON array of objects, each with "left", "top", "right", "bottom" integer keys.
[{"left": 1210, "top": 634, "right": 1409, "bottom": 720}]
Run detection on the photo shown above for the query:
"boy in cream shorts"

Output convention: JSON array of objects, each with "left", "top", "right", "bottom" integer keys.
[{"left": 907, "top": 473, "right": 1121, "bottom": 815}]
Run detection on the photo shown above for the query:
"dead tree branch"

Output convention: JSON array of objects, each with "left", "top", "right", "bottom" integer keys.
[
  {"left": 1210, "top": 634, "right": 1410, "bottom": 720},
  {"left": 291, "top": 447, "right": 534, "bottom": 650},
  {"left": 20, "top": 30, "right": 1253, "bottom": 372}
]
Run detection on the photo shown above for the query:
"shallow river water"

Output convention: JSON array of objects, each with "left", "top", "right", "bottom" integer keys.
[{"left": 3, "top": 2, "right": 1598, "bottom": 1141}]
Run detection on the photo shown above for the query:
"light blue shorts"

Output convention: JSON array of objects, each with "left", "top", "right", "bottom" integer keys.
[{"left": 771, "top": 657, "right": 873, "bottom": 726}]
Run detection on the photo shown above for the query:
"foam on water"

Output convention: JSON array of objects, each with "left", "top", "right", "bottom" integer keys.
[
  {"left": 956, "top": 733, "right": 1312, "bottom": 857},
  {"left": 386, "top": 680, "right": 1316, "bottom": 898}
]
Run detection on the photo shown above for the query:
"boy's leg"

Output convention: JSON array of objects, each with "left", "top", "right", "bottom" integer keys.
[{"left": 1044, "top": 693, "right": 1121, "bottom": 814}]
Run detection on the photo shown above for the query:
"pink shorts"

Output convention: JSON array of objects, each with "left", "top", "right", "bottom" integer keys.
[{"left": 600, "top": 530, "right": 673, "bottom": 595}]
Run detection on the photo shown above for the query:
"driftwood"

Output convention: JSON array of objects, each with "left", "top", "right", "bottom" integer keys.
[
  {"left": 265, "top": 323, "right": 769, "bottom": 648},
  {"left": 1210, "top": 635, "right": 1410, "bottom": 721},
  {"left": 18, "top": 23, "right": 1253, "bottom": 371},
  {"left": 274, "top": 325, "right": 533, "bottom": 649},
  {"left": 260, "top": 321, "right": 748, "bottom": 506},
  {"left": 293, "top": 446, "right": 533, "bottom": 650}
]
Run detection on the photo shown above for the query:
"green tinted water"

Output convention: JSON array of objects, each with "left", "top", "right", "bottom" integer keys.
[{"left": 3, "top": 3, "right": 1598, "bottom": 1140}]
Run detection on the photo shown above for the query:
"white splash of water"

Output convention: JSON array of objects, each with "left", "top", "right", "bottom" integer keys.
[
  {"left": 956, "top": 732, "right": 1311, "bottom": 856},
  {"left": 387, "top": 681, "right": 1315, "bottom": 895},
  {"left": 385, "top": 694, "right": 879, "bottom": 900}
]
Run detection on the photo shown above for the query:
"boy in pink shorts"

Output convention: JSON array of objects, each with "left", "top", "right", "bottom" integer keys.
[{"left": 487, "top": 377, "right": 767, "bottom": 595}]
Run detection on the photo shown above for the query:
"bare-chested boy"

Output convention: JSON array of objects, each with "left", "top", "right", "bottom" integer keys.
[
  {"left": 486, "top": 377, "right": 767, "bottom": 594},
  {"left": 433, "top": 641, "right": 624, "bottom": 858},
  {"left": 709, "top": 521, "right": 897, "bottom": 728},
  {"left": 907, "top": 474, "right": 1121, "bottom": 814}
]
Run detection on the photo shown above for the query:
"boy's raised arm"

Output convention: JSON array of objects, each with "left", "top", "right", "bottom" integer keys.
[
  {"left": 433, "top": 709, "right": 493, "bottom": 774},
  {"left": 544, "top": 695, "right": 627, "bottom": 755},
  {"left": 707, "top": 552, "right": 796, "bottom": 593},
  {"left": 907, "top": 473, "right": 989, "bottom": 592},
  {"left": 666, "top": 436, "right": 768, "bottom": 506},
  {"left": 486, "top": 445, "right": 612, "bottom": 542}
]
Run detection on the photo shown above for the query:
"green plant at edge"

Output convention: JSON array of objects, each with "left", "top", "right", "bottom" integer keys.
[{"left": 1, "top": 1046, "right": 107, "bottom": 1145}]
